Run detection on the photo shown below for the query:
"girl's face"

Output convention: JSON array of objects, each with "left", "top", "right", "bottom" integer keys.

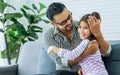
[{"left": 78, "top": 21, "right": 91, "bottom": 40}]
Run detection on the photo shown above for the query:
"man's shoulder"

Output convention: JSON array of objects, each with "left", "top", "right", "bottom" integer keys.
[
  {"left": 72, "top": 20, "right": 79, "bottom": 27},
  {"left": 73, "top": 20, "right": 79, "bottom": 23},
  {"left": 45, "top": 27, "right": 54, "bottom": 35}
]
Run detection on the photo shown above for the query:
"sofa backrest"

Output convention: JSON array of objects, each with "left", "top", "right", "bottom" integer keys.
[
  {"left": 18, "top": 40, "right": 44, "bottom": 75},
  {"left": 36, "top": 46, "right": 55, "bottom": 74},
  {"left": 18, "top": 40, "right": 120, "bottom": 75},
  {"left": 103, "top": 40, "right": 120, "bottom": 75},
  {"left": 36, "top": 40, "right": 120, "bottom": 75},
  {"left": 108, "top": 40, "right": 120, "bottom": 45}
]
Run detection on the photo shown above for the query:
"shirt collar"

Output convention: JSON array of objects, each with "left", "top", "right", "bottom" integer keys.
[
  {"left": 53, "top": 27, "right": 59, "bottom": 35},
  {"left": 53, "top": 24, "right": 77, "bottom": 39}
]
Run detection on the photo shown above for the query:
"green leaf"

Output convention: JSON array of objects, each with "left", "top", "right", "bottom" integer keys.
[
  {"left": 4, "top": 12, "right": 23, "bottom": 20},
  {"left": 31, "top": 25, "right": 43, "bottom": 32},
  {"left": 7, "top": 41, "right": 19, "bottom": 52},
  {"left": 21, "top": 8, "right": 34, "bottom": 24},
  {"left": 39, "top": 2, "right": 46, "bottom": 11},
  {"left": 22, "top": 5, "right": 36, "bottom": 15},
  {"left": 39, "top": 13, "right": 45, "bottom": 17},
  {"left": 0, "top": 0, "right": 4, "bottom": 3},
  {"left": 5, "top": 23, "right": 15, "bottom": 30},
  {"left": 27, "top": 37, "right": 35, "bottom": 41},
  {"left": 0, "top": 1, "right": 15, "bottom": 13},
  {"left": 0, "top": 2, "right": 7, "bottom": 13},
  {"left": 23, "top": 5, "right": 31, "bottom": 10},
  {"left": 30, "top": 32, "right": 38, "bottom": 39},
  {"left": 28, "top": 27, "right": 38, "bottom": 40},
  {"left": 1, "top": 50, "right": 7, "bottom": 59},
  {"left": 32, "top": 4, "right": 38, "bottom": 11},
  {"left": 32, "top": 16, "right": 40, "bottom": 24},
  {"left": 21, "top": 39, "right": 27, "bottom": 44},
  {"left": 6, "top": 30, "right": 18, "bottom": 42},
  {"left": 11, "top": 18, "right": 27, "bottom": 36},
  {"left": 7, "top": 4, "right": 16, "bottom": 10},
  {"left": 29, "top": 15, "right": 35, "bottom": 24},
  {"left": 21, "top": 8, "right": 29, "bottom": 18},
  {"left": 0, "top": 28, "right": 4, "bottom": 32},
  {"left": 6, "top": 29, "right": 15, "bottom": 36},
  {"left": 10, "top": 51, "right": 17, "bottom": 59}
]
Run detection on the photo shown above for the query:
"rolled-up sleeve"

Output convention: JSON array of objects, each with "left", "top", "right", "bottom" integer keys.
[
  {"left": 44, "top": 29, "right": 69, "bottom": 67},
  {"left": 49, "top": 51, "right": 68, "bottom": 67},
  {"left": 102, "top": 43, "right": 112, "bottom": 57}
]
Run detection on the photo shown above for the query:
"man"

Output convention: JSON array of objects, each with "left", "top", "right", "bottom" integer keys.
[{"left": 44, "top": 2, "right": 111, "bottom": 75}]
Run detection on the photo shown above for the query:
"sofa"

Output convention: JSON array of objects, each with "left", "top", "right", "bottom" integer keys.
[{"left": 0, "top": 40, "right": 120, "bottom": 75}]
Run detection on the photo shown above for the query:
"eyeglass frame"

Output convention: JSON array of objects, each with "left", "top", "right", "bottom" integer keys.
[{"left": 54, "top": 11, "right": 72, "bottom": 26}]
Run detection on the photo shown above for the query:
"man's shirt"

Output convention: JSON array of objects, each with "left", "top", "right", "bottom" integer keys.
[{"left": 44, "top": 21, "right": 81, "bottom": 72}]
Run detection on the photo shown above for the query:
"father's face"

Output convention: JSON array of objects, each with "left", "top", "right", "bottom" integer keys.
[{"left": 52, "top": 8, "right": 73, "bottom": 32}]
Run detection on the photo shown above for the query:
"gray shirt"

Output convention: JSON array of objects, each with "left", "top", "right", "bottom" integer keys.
[{"left": 44, "top": 21, "right": 81, "bottom": 72}]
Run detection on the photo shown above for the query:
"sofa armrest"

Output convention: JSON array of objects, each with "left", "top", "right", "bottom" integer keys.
[
  {"left": 103, "top": 44, "right": 120, "bottom": 75},
  {"left": 0, "top": 64, "right": 18, "bottom": 75}
]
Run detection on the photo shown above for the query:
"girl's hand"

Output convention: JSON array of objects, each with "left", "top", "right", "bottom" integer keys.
[{"left": 47, "top": 46, "right": 59, "bottom": 55}]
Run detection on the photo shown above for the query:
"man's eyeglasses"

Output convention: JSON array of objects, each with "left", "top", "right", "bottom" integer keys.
[{"left": 54, "top": 12, "right": 72, "bottom": 26}]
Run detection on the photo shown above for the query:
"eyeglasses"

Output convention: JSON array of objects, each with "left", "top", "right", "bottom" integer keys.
[{"left": 54, "top": 12, "right": 72, "bottom": 26}]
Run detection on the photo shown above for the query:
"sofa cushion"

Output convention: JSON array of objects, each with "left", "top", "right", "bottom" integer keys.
[
  {"left": 103, "top": 44, "right": 120, "bottom": 75},
  {"left": 36, "top": 40, "right": 120, "bottom": 75},
  {"left": 18, "top": 40, "right": 42, "bottom": 75},
  {"left": 36, "top": 46, "right": 55, "bottom": 74}
]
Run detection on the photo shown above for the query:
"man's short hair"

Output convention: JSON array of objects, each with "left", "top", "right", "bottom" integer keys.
[{"left": 46, "top": 2, "right": 66, "bottom": 21}]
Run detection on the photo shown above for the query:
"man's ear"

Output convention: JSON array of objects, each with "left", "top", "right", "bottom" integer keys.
[{"left": 50, "top": 21, "right": 57, "bottom": 27}]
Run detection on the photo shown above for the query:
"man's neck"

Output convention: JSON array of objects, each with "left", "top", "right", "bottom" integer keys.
[{"left": 62, "top": 31, "right": 72, "bottom": 43}]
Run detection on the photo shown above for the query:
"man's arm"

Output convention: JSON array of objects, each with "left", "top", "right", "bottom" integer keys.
[
  {"left": 95, "top": 33, "right": 109, "bottom": 53},
  {"left": 68, "top": 40, "right": 99, "bottom": 67},
  {"left": 48, "top": 40, "right": 98, "bottom": 67},
  {"left": 87, "top": 16, "right": 111, "bottom": 55},
  {"left": 94, "top": 33, "right": 111, "bottom": 57},
  {"left": 48, "top": 39, "right": 90, "bottom": 60}
]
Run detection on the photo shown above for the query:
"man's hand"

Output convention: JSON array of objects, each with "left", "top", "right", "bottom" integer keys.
[
  {"left": 76, "top": 40, "right": 99, "bottom": 62},
  {"left": 68, "top": 40, "right": 99, "bottom": 67},
  {"left": 87, "top": 16, "right": 102, "bottom": 38},
  {"left": 87, "top": 16, "right": 109, "bottom": 54},
  {"left": 86, "top": 40, "right": 99, "bottom": 55}
]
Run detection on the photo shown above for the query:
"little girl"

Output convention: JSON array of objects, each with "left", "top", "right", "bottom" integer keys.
[{"left": 48, "top": 12, "right": 108, "bottom": 75}]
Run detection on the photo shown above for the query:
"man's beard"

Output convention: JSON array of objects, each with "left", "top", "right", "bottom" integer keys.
[{"left": 64, "top": 24, "right": 72, "bottom": 31}]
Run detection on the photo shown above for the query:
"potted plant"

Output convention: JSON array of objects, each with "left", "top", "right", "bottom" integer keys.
[{"left": 0, "top": 0, "right": 49, "bottom": 65}]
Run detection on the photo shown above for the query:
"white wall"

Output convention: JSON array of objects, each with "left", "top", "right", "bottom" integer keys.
[
  {"left": 42, "top": 0, "right": 120, "bottom": 41},
  {"left": 6, "top": 0, "right": 120, "bottom": 41}
]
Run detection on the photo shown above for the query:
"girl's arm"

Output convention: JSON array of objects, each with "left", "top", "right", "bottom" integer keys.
[
  {"left": 58, "top": 39, "right": 90, "bottom": 60},
  {"left": 48, "top": 39, "right": 90, "bottom": 60}
]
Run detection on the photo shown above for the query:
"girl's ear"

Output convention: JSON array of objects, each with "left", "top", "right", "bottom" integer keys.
[{"left": 50, "top": 21, "right": 57, "bottom": 27}]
